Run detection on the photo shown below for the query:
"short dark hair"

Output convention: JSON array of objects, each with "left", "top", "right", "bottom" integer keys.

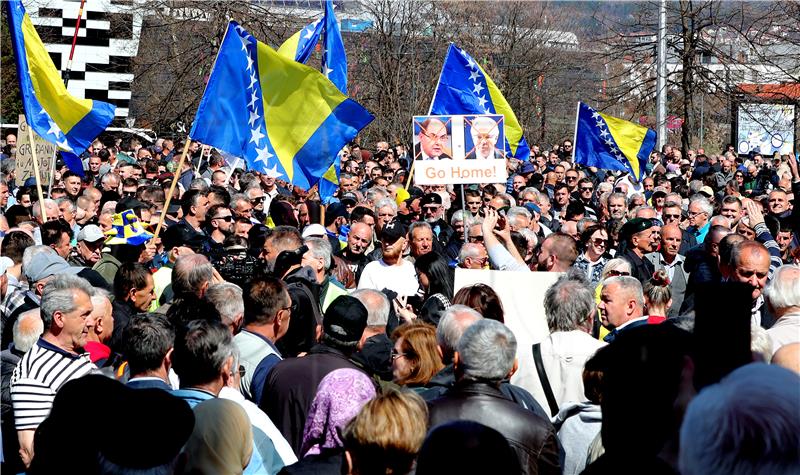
[
  {"left": 208, "top": 185, "right": 231, "bottom": 207},
  {"left": 181, "top": 189, "right": 208, "bottom": 215},
  {"left": 41, "top": 219, "right": 73, "bottom": 246},
  {"left": 172, "top": 319, "right": 232, "bottom": 388},
  {"left": 2, "top": 230, "right": 35, "bottom": 262},
  {"left": 244, "top": 276, "right": 288, "bottom": 325},
  {"left": 123, "top": 313, "right": 175, "bottom": 376},
  {"left": 113, "top": 262, "right": 151, "bottom": 301},
  {"left": 350, "top": 206, "right": 375, "bottom": 223}
]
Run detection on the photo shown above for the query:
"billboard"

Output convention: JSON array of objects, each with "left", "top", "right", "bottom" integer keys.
[
  {"left": 736, "top": 103, "right": 795, "bottom": 156},
  {"left": 412, "top": 114, "right": 508, "bottom": 185}
]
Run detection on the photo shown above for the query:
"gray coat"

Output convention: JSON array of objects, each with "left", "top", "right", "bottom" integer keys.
[{"left": 644, "top": 252, "right": 689, "bottom": 319}]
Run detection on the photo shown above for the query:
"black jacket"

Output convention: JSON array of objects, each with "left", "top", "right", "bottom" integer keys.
[
  {"left": 620, "top": 247, "right": 655, "bottom": 284},
  {"left": 420, "top": 364, "right": 550, "bottom": 421},
  {"left": 260, "top": 344, "right": 368, "bottom": 456},
  {"left": 277, "top": 266, "right": 322, "bottom": 358},
  {"left": 428, "top": 380, "right": 561, "bottom": 475}
]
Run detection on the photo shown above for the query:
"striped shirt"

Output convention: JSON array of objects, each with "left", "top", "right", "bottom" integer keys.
[{"left": 10, "top": 338, "right": 97, "bottom": 430}]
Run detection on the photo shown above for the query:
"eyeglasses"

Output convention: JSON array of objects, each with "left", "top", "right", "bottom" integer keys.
[
  {"left": 250, "top": 196, "right": 265, "bottom": 204},
  {"left": 687, "top": 211, "right": 707, "bottom": 217},
  {"left": 566, "top": 176, "right": 578, "bottom": 181},
  {"left": 580, "top": 186, "right": 594, "bottom": 192},
  {"left": 391, "top": 350, "right": 407, "bottom": 361},
  {"left": 231, "top": 365, "right": 245, "bottom": 379},
  {"left": 213, "top": 215, "right": 233, "bottom": 222},
  {"left": 468, "top": 235, "right": 484, "bottom": 243},
  {"left": 591, "top": 238, "right": 606, "bottom": 247},
  {"left": 663, "top": 213, "right": 681, "bottom": 220},
  {"left": 423, "top": 206, "right": 440, "bottom": 213},
  {"left": 607, "top": 270, "right": 630, "bottom": 277}
]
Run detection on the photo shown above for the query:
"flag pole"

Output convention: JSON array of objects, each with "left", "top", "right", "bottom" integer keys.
[
  {"left": 195, "top": 144, "right": 208, "bottom": 174},
  {"left": 154, "top": 138, "right": 192, "bottom": 237},
  {"left": 48, "top": 0, "right": 87, "bottom": 195},
  {"left": 26, "top": 122, "right": 48, "bottom": 223},
  {"left": 406, "top": 160, "right": 415, "bottom": 189}
]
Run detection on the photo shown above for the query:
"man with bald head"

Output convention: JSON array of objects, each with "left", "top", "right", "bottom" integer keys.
[
  {"left": 729, "top": 240, "right": 772, "bottom": 326},
  {"left": 645, "top": 224, "right": 689, "bottom": 318},
  {"left": 336, "top": 221, "right": 373, "bottom": 283}
]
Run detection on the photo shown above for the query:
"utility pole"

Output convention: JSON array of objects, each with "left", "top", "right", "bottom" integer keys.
[{"left": 656, "top": 0, "right": 667, "bottom": 151}]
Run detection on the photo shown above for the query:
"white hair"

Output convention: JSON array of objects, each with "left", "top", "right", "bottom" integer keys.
[
  {"left": 603, "top": 275, "right": 644, "bottom": 308},
  {"left": 750, "top": 324, "right": 772, "bottom": 362},
  {"left": 457, "top": 318, "right": 516, "bottom": 381},
  {"left": 374, "top": 197, "right": 397, "bottom": 213},
  {"left": 679, "top": 363, "right": 800, "bottom": 475},
  {"left": 764, "top": 265, "right": 800, "bottom": 311},
  {"left": 689, "top": 195, "right": 714, "bottom": 216},
  {"left": 469, "top": 116, "right": 499, "bottom": 143},
  {"left": 13, "top": 310, "right": 43, "bottom": 352},
  {"left": 450, "top": 209, "right": 468, "bottom": 226},
  {"left": 304, "top": 237, "right": 332, "bottom": 270},
  {"left": 205, "top": 283, "right": 244, "bottom": 326},
  {"left": 438, "top": 304, "right": 483, "bottom": 361},
  {"left": 350, "top": 288, "right": 390, "bottom": 328}
]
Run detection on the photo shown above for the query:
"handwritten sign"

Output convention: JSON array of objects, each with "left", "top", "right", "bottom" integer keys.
[{"left": 16, "top": 115, "right": 56, "bottom": 185}]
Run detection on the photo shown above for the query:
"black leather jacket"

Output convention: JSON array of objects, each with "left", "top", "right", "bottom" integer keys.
[{"left": 428, "top": 380, "right": 561, "bottom": 475}]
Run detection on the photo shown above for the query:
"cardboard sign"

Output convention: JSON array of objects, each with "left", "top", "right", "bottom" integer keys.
[
  {"left": 454, "top": 268, "right": 563, "bottom": 403},
  {"left": 413, "top": 114, "right": 507, "bottom": 185},
  {"left": 16, "top": 114, "right": 56, "bottom": 185}
]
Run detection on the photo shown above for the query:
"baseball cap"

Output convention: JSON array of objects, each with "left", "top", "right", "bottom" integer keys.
[
  {"left": 301, "top": 223, "right": 327, "bottom": 239},
  {"left": 420, "top": 193, "right": 443, "bottom": 207},
  {"left": 323, "top": 295, "right": 368, "bottom": 343},
  {"left": 380, "top": 219, "right": 408, "bottom": 243},
  {"left": 340, "top": 193, "right": 358, "bottom": 206},
  {"left": 523, "top": 202, "right": 542, "bottom": 215},
  {"left": 24, "top": 253, "right": 81, "bottom": 282},
  {"left": 698, "top": 186, "right": 714, "bottom": 198},
  {"left": 519, "top": 162, "right": 536, "bottom": 175},
  {"left": 76, "top": 224, "right": 105, "bottom": 243},
  {"left": 161, "top": 224, "right": 206, "bottom": 251}
]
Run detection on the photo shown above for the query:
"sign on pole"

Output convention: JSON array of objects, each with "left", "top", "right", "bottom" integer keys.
[
  {"left": 737, "top": 103, "right": 796, "bottom": 156},
  {"left": 412, "top": 114, "right": 508, "bottom": 185},
  {"left": 16, "top": 114, "right": 56, "bottom": 185}
]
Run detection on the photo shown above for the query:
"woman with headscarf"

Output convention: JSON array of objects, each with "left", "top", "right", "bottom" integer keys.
[
  {"left": 279, "top": 368, "right": 376, "bottom": 475},
  {"left": 179, "top": 398, "right": 253, "bottom": 475}
]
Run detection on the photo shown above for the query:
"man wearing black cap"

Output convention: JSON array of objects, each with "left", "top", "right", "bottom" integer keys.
[
  {"left": 619, "top": 218, "right": 658, "bottom": 283},
  {"left": 324, "top": 201, "right": 350, "bottom": 252},
  {"left": 358, "top": 220, "right": 420, "bottom": 298},
  {"left": 420, "top": 192, "right": 453, "bottom": 251},
  {"left": 260, "top": 295, "right": 371, "bottom": 454}
]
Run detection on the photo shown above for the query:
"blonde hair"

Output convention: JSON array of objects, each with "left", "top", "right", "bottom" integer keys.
[
  {"left": 643, "top": 269, "right": 672, "bottom": 308},
  {"left": 343, "top": 388, "right": 427, "bottom": 475},
  {"left": 391, "top": 321, "right": 444, "bottom": 386}
]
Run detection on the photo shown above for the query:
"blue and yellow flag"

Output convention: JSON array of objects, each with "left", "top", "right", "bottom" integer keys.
[
  {"left": 277, "top": 18, "right": 323, "bottom": 64},
  {"left": 573, "top": 102, "right": 656, "bottom": 182},
  {"left": 190, "top": 22, "right": 372, "bottom": 191},
  {"left": 430, "top": 44, "right": 530, "bottom": 161},
  {"left": 6, "top": 0, "right": 115, "bottom": 157}
]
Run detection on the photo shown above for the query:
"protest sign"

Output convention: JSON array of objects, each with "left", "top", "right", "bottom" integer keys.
[
  {"left": 413, "top": 114, "right": 507, "bottom": 185},
  {"left": 16, "top": 114, "right": 56, "bottom": 185},
  {"left": 454, "top": 268, "right": 563, "bottom": 402}
]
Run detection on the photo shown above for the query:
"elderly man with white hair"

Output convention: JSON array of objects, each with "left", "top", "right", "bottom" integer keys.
[
  {"left": 764, "top": 264, "right": 800, "bottom": 355},
  {"left": 466, "top": 116, "right": 502, "bottom": 160}
]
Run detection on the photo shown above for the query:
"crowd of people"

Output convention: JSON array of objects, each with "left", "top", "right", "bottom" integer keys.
[{"left": 0, "top": 131, "right": 799, "bottom": 474}]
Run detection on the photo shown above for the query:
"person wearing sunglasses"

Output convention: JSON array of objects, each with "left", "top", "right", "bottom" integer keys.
[
  {"left": 206, "top": 204, "right": 235, "bottom": 247},
  {"left": 574, "top": 225, "right": 611, "bottom": 287}
]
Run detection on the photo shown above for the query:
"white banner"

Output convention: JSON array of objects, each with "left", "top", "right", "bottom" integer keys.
[{"left": 454, "top": 268, "right": 562, "bottom": 399}]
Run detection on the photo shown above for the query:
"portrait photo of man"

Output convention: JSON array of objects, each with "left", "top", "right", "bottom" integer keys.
[
  {"left": 465, "top": 115, "right": 504, "bottom": 160},
  {"left": 414, "top": 117, "right": 452, "bottom": 160}
]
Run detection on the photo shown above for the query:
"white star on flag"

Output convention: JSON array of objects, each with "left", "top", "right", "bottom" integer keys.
[
  {"left": 56, "top": 138, "right": 72, "bottom": 151},
  {"left": 604, "top": 138, "right": 614, "bottom": 147},
  {"left": 248, "top": 110, "right": 260, "bottom": 127},
  {"left": 600, "top": 129, "right": 610, "bottom": 138},
  {"left": 239, "top": 33, "right": 251, "bottom": 51},
  {"left": 303, "top": 27, "right": 315, "bottom": 40},
  {"left": 254, "top": 145, "right": 273, "bottom": 163},
  {"left": 459, "top": 48, "right": 469, "bottom": 58},
  {"left": 324, "top": 66, "right": 333, "bottom": 77},
  {"left": 247, "top": 90, "right": 259, "bottom": 109},
  {"left": 477, "top": 95, "right": 488, "bottom": 108},
  {"left": 246, "top": 54, "right": 254, "bottom": 72},
  {"left": 46, "top": 119, "right": 61, "bottom": 137},
  {"left": 264, "top": 163, "right": 283, "bottom": 178},
  {"left": 473, "top": 82, "right": 484, "bottom": 94},
  {"left": 469, "top": 69, "right": 480, "bottom": 81},
  {"left": 592, "top": 111, "right": 601, "bottom": 119},
  {"left": 250, "top": 127, "right": 265, "bottom": 145},
  {"left": 247, "top": 72, "right": 257, "bottom": 90},
  {"left": 466, "top": 57, "right": 477, "bottom": 70}
]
